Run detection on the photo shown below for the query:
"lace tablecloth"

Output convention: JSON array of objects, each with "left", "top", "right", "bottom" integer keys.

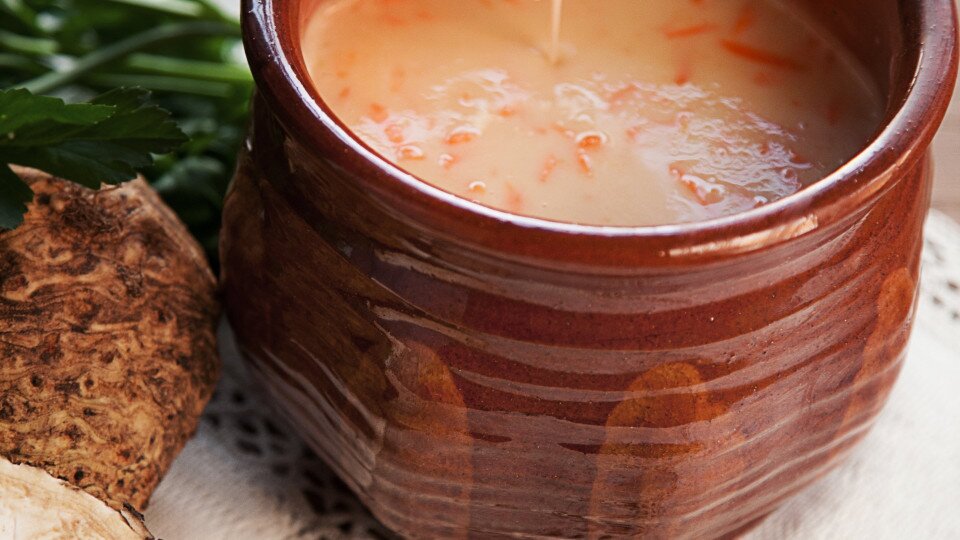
[{"left": 144, "top": 211, "right": 960, "bottom": 540}]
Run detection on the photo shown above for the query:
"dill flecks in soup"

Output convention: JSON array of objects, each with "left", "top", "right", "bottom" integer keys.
[{"left": 301, "top": 0, "right": 883, "bottom": 226}]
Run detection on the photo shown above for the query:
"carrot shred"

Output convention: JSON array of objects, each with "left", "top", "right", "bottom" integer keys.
[
  {"left": 721, "top": 39, "right": 804, "bottom": 70},
  {"left": 576, "top": 132, "right": 606, "bottom": 150},
  {"left": 677, "top": 171, "right": 724, "bottom": 205},
  {"left": 369, "top": 103, "right": 388, "bottom": 123},
  {"left": 468, "top": 180, "right": 487, "bottom": 195},
  {"left": 673, "top": 57, "right": 695, "bottom": 86},
  {"left": 445, "top": 129, "right": 478, "bottom": 145},
  {"left": 385, "top": 123, "right": 405, "bottom": 143},
  {"left": 439, "top": 153, "right": 459, "bottom": 170},
  {"left": 607, "top": 84, "right": 638, "bottom": 107},
  {"left": 539, "top": 155, "right": 559, "bottom": 183},
  {"left": 505, "top": 182, "right": 524, "bottom": 212},
  {"left": 663, "top": 22, "right": 717, "bottom": 39},
  {"left": 396, "top": 144, "right": 425, "bottom": 160},
  {"left": 552, "top": 123, "right": 575, "bottom": 139},
  {"left": 577, "top": 150, "right": 593, "bottom": 176}
]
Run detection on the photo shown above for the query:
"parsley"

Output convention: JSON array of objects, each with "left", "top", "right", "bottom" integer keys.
[
  {"left": 1, "top": 0, "right": 252, "bottom": 266},
  {"left": 0, "top": 88, "right": 187, "bottom": 228}
]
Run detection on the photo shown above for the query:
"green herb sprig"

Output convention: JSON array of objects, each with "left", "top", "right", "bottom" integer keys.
[
  {"left": 1, "top": 0, "right": 252, "bottom": 265},
  {"left": 0, "top": 87, "right": 186, "bottom": 227}
]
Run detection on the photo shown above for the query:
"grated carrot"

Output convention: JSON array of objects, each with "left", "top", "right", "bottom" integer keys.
[
  {"left": 505, "top": 182, "right": 525, "bottom": 212},
  {"left": 396, "top": 144, "right": 425, "bottom": 160},
  {"left": 663, "top": 22, "right": 717, "bottom": 39},
  {"left": 720, "top": 39, "right": 804, "bottom": 70},
  {"left": 577, "top": 150, "right": 593, "bottom": 176},
  {"left": 369, "top": 103, "right": 388, "bottom": 123},
  {"left": 576, "top": 131, "right": 606, "bottom": 150},
  {"left": 385, "top": 123, "right": 405, "bottom": 143},
  {"left": 539, "top": 155, "right": 559, "bottom": 183},
  {"left": 468, "top": 180, "right": 487, "bottom": 195},
  {"left": 445, "top": 127, "right": 479, "bottom": 145},
  {"left": 675, "top": 61, "right": 693, "bottom": 85},
  {"left": 439, "top": 153, "right": 459, "bottom": 170}
]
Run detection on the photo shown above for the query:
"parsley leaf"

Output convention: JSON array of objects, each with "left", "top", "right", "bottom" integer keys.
[
  {"left": 0, "top": 87, "right": 186, "bottom": 229},
  {"left": 1, "top": 0, "right": 251, "bottom": 266},
  {"left": 0, "top": 89, "right": 114, "bottom": 133}
]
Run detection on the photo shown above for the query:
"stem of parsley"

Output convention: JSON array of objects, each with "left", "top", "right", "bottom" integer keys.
[{"left": 20, "top": 21, "right": 239, "bottom": 95}]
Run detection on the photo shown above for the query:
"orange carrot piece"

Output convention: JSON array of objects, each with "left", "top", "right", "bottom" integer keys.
[
  {"left": 505, "top": 182, "right": 524, "bottom": 212},
  {"left": 445, "top": 128, "right": 478, "bottom": 145},
  {"left": 675, "top": 62, "right": 693, "bottom": 85},
  {"left": 678, "top": 173, "right": 724, "bottom": 205},
  {"left": 720, "top": 39, "right": 804, "bottom": 70},
  {"left": 396, "top": 144, "right": 425, "bottom": 160},
  {"left": 439, "top": 153, "right": 459, "bottom": 170},
  {"left": 552, "top": 123, "right": 575, "bottom": 139},
  {"left": 385, "top": 123, "right": 405, "bottom": 143},
  {"left": 576, "top": 132, "right": 606, "bottom": 150},
  {"left": 539, "top": 155, "right": 559, "bottom": 183},
  {"left": 607, "top": 84, "right": 638, "bottom": 107},
  {"left": 577, "top": 150, "right": 593, "bottom": 176},
  {"left": 468, "top": 180, "right": 487, "bottom": 195},
  {"left": 663, "top": 23, "right": 717, "bottom": 39},
  {"left": 369, "top": 103, "right": 388, "bottom": 123}
]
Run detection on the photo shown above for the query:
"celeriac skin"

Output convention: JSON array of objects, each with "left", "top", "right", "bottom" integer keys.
[{"left": 0, "top": 168, "right": 219, "bottom": 513}]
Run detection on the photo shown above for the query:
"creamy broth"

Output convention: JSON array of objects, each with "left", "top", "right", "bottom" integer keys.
[{"left": 302, "top": 0, "right": 883, "bottom": 225}]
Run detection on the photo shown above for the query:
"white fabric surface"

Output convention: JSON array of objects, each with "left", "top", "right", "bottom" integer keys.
[{"left": 144, "top": 211, "right": 960, "bottom": 539}]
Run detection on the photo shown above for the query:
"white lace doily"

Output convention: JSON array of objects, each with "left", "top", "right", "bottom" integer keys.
[{"left": 144, "top": 211, "right": 960, "bottom": 540}]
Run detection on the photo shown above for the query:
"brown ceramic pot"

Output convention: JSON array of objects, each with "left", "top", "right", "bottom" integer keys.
[{"left": 222, "top": 1, "right": 958, "bottom": 537}]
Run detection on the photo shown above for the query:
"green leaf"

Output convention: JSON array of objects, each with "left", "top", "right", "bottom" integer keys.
[
  {"left": 0, "top": 163, "right": 32, "bottom": 229},
  {"left": 0, "top": 87, "right": 186, "bottom": 223},
  {"left": 0, "top": 88, "right": 114, "bottom": 134},
  {"left": 85, "top": 87, "right": 189, "bottom": 152},
  {"left": 0, "top": 0, "right": 251, "bottom": 265}
]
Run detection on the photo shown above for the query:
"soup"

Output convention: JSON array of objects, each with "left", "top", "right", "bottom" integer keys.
[{"left": 302, "top": 0, "right": 883, "bottom": 225}]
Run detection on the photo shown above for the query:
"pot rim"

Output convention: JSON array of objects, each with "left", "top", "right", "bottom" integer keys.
[{"left": 241, "top": 0, "right": 958, "bottom": 266}]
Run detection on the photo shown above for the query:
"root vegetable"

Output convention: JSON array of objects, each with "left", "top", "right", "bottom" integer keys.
[
  {"left": 0, "top": 167, "right": 220, "bottom": 533},
  {"left": 0, "top": 458, "right": 152, "bottom": 539}
]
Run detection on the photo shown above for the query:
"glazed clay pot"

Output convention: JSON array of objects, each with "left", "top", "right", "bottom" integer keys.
[{"left": 222, "top": 0, "right": 958, "bottom": 537}]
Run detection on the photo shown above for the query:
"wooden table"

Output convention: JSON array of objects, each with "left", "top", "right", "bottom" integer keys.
[{"left": 932, "top": 7, "right": 960, "bottom": 222}]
